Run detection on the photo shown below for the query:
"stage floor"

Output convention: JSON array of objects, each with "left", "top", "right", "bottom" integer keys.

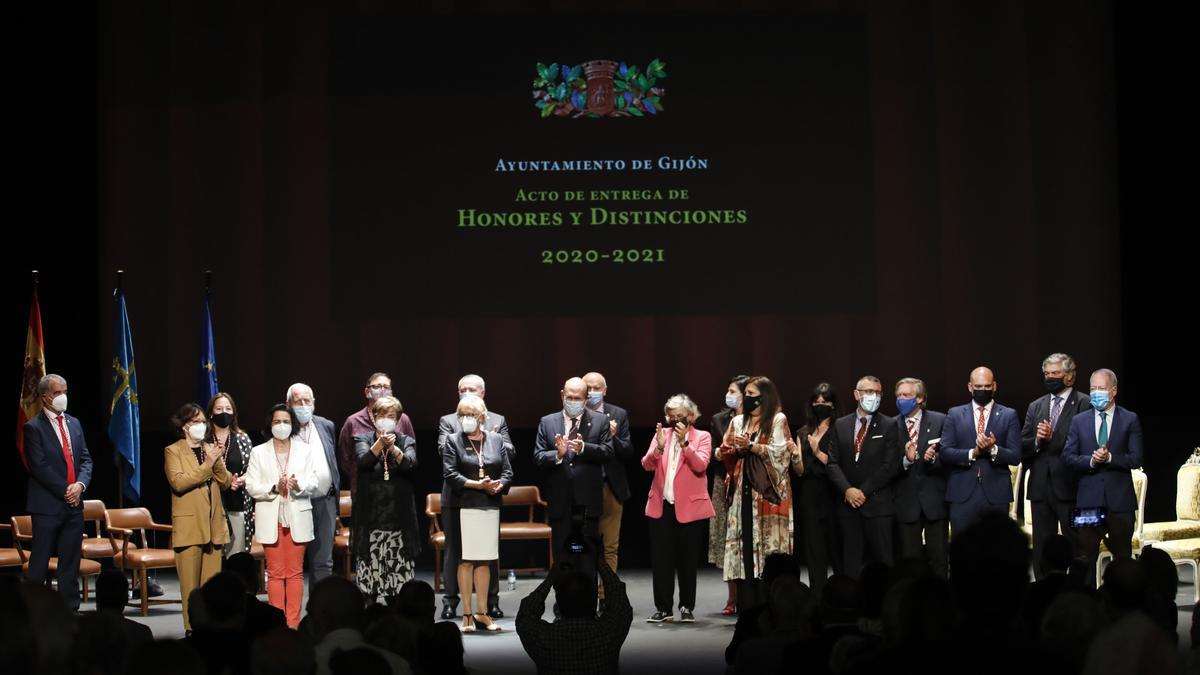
[{"left": 81, "top": 566, "right": 1197, "bottom": 674}]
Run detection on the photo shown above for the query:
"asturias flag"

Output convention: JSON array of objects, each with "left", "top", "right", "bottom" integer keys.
[{"left": 109, "top": 288, "right": 141, "bottom": 503}]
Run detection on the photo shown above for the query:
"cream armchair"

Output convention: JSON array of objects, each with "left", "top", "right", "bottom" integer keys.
[
  {"left": 1142, "top": 448, "right": 1200, "bottom": 602},
  {"left": 1141, "top": 448, "right": 1200, "bottom": 543}
]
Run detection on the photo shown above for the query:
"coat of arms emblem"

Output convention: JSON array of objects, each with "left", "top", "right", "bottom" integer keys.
[{"left": 533, "top": 59, "right": 667, "bottom": 118}]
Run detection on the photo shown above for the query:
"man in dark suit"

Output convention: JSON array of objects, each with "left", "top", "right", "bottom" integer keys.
[
  {"left": 436, "top": 373, "right": 515, "bottom": 619},
  {"left": 534, "top": 377, "right": 614, "bottom": 582},
  {"left": 940, "top": 366, "right": 1022, "bottom": 535},
  {"left": 826, "top": 375, "right": 901, "bottom": 578},
  {"left": 1020, "top": 353, "right": 1091, "bottom": 579},
  {"left": 581, "top": 372, "right": 633, "bottom": 593},
  {"left": 891, "top": 377, "right": 949, "bottom": 578},
  {"left": 287, "top": 383, "right": 341, "bottom": 590},
  {"left": 1061, "top": 368, "right": 1143, "bottom": 587},
  {"left": 23, "top": 373, "right": 93, "bottom": 611}
]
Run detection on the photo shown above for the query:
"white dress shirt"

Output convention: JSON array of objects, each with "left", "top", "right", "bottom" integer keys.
[
  {"left": 971, "top": 400, "right": 997, "bottom": 460},
  {"left": 901, "top": 410, "right": 923, "bottom": 469},
  {"left": 298, "top": 423, "right": 333, "bottom": 495},
  {"left": 43, "top": 408, "right": 85, "bottom": 489},
  {"left": 663, "top": 433, "right": 684, "bottom": 504}
]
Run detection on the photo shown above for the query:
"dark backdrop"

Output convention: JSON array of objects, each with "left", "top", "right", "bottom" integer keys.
[{"left": 5, "top": 0, "right": 1191, "bottom": 571}]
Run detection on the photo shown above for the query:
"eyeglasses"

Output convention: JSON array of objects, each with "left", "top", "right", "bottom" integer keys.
[
  {"left": 855, "top": 388, "right": 882, "bottom": 395},
  {"left": 368, "top": 384, "right": 392, "bottom": 392}
]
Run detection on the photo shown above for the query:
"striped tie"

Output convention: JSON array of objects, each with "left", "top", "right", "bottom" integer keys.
[{"left": 1049, "top": 396, "right": 1063, "bottom": 430}]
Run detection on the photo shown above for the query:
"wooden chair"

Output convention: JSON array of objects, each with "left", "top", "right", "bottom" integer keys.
[
  {"left": 425, "top": 485, "right": 554, "bottom": 592},
  {"left": 425, "top": 494, "right": 447, "bottom": 591},
  {"left": 333, "top": 490, "right": 352, "bottom": 577},
  {"left": 10, "top": 515, "right": 102, "bottom": 600},
  {"left": 82, "top": 499, "right": 132, "bottom": 563},
  {"left": 104, "top": 507, "right": 178, "bottom": 615},
  {"left": 498, "top": 486, "right": 554, "bottom": 575},
  {"left": 0, "top": 523, "right": 25, "bottom": 571}
]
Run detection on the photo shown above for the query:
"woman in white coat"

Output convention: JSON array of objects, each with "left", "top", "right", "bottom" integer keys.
[{"left": 245, "top": 404, "right": 319, "bottom": 628}]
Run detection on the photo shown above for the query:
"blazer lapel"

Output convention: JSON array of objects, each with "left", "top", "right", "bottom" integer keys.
[{"left": 985, "top": 407, "right": 1001, "bottom": 436}]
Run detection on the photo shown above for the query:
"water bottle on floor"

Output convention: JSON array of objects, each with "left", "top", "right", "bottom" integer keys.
[{"left": 508, "top": 570, "right": 517, "bottom": 591}]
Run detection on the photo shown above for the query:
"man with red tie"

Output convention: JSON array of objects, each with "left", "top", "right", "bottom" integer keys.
[
  {"left": 23, "top": 374, "right": 93, "bottom": 611},
  {"left": 940, "top": 366, "right": 1022, "bottom": 535},
  {"left": 826, "top": 375, "right": 901, "bottom": 578}
]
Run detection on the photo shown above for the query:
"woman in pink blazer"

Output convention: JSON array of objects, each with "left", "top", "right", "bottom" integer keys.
[{"left": 642, "top": 393, "right": 715, "bottom": 623}]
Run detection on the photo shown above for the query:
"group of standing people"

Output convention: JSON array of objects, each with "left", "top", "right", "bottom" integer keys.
[
  {"left": 163, "top": 384, "right": 342, "bottom": 632},
  {"left": 703, "top": 352, "right": 1144, "bottom": 615},
  {"left": 21, "top": 352, "right": 1144, "bottom": 634}
]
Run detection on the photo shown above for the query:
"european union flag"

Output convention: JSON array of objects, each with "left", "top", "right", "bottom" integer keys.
[
  {"left": 109, "top": 289, "right": 141, "bottom": 503},
  {"left": 198, "top": 291, "right": 219, "bottom": 407}
]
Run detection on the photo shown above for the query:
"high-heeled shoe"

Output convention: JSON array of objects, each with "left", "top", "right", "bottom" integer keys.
[
  {"left": 474, "top": 612, "right": 502, "bottom": 632},
  {"left": 721, "top": 602, "right": 737, "bottom": 616},
  {"left": 461, "top": 614, "right": 476, "bottom": 633}
]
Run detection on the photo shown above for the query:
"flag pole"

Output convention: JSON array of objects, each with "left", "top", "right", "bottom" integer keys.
[{"left": 115, "top": 270, "right": 124, "bottom": 509}]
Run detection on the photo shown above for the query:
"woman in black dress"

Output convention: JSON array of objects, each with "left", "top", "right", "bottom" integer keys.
[
  {"left": 788, "top": 382, "right": 842, "bottom": 593},
  {"left": 352, "top": 395, "right": 420, "bottom": 604}
]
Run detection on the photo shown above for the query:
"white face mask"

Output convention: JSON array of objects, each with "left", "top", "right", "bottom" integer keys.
[
  {"left": 51, "top": 394, "right": 68, "bottom": 413},
  {"left": 461, "top": 416, "right": 479, "bottom": 434},
  {"left": 292, "top": 405, "right": 314, "bottom": 425},
  {"left": 271, "top": 423, "right": 292, "bottom": 441},
  {"left": 376, "top": 418, "right": 397, "bottom": 435},
  {"left": 187, "top": 423, "right": 207, "bottom": 442},
  {"left": 859, "top": 393, "right": 881, "bottom": 414}
]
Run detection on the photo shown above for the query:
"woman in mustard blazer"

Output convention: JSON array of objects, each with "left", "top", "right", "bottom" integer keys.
[{"left": 164, "top": 402, "right": 232, "bottom": 633}]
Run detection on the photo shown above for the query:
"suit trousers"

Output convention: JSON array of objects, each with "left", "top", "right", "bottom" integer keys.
[
  {"left": 266, "top": 524, "right": 307, "bottom": 628},
  {"left": 948, "top": 485, "right": 1008, "bottom": 535},
  {"left": 305, "top": 494, "right": 337, "bottom": 588},
  {"left": 597, "top": 483, "right": 623, "bottom": 598},
  {"left": 837, "top": 510, "right": 893, "bottom": 578},
  {"left": 649, "top": 503, "right": 704, "bottom": 612},
  {"left": 1030, "top": 491, "right": 1079, "bottom": 580},
  {"left": 896, "top": 514, "right": 948, "bottom": 579},
  {"left": 440, "top": 507, "right": 501, "bottom": 607},
  {"left": 1076, "top": 511, "right": 1135, "bottom": 587},
  {"left": 176, "top": 543, "right": 223, "bottom": 632},
  {"left": 28, "top": 510, "right": 85, "bottom": 611},
  {"left": 224, "top": 511, "right": 248, "bottom": 557}
]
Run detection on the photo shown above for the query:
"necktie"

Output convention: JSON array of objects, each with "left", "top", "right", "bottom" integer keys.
[
  {"left": 975, "top": 407, "right": 987, "bottom": 477},
  {"left": 1049, "top": 396, "right": 1063, "bottom": 430},
  {"left": 57, "top": 415, "right": 76, "bottom": 485},
  {"left": 1098, "top": 411, "right": 1109, "bottom": 447},
  {"left": 907, "top": 418, "right": 918, "bottom": 443},
  {"left": 854, "top": 417, "right": 867, "bottom": 462},
  {"left": 567, "top": 417, "right": 579, "bottom": 460}
]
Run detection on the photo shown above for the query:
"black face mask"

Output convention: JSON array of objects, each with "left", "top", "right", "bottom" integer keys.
[
  {"left": 811, "top": 404, "right": 834, "bottom": 420},
  {"left": 742, "top": 395, "right": 762, "bottom": 415},
  {"left": 212, "top": 412, "right": 234, "bottom": 428},
  {"left": 666, "top": 417, "right": 689, "bottom": 428},
  {"left": 971, "top": 390, "right": 994, "bottom": 407},
  {"left": 1044, "top": 378, "right": 1065, "bottom": 394}
]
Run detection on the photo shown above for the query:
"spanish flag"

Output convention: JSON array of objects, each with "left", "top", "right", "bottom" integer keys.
[{"left": 16, "top": 287, "right": 45, "bottom": 469}]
